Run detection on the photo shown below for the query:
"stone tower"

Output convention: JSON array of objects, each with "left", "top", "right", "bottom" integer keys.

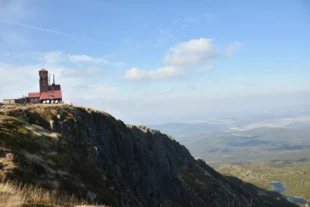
[{"left": 39, "top": 68, "right": 48, "bottom": 93}]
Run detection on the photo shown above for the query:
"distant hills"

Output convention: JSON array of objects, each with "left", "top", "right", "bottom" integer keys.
[
  {"left": 148, "top": 113, "right": 310, "bottom": 165},
  {"left": 147, "top": 122, "right": 231, "bottom": 141},
  {"left": 184, "top": 126, "right": 310, "bottom": 164}
]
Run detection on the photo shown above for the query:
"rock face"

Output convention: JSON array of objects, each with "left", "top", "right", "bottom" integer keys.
[{"left": 0, "top": 105, "right": 297, "bottom": 207}]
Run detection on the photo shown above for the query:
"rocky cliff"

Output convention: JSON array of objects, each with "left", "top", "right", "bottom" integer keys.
[{"left": 0, "top": 105, "right": 297, "bottom": 207}]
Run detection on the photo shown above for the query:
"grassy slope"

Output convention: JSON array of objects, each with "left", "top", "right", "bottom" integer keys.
[{"left": 0, "top": 107, "right": 116, "bottom": 207}]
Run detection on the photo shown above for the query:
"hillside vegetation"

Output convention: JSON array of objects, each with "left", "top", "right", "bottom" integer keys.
[{"left": 217, "top": 161, "right": 310, "bottom": 205}]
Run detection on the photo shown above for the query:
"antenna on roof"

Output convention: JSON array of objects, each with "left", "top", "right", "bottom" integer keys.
[{"left": 53, "top": 74, "right": 55, "bottom": 85}]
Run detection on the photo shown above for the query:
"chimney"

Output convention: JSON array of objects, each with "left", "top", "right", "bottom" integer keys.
[{"left": 53, "top": 74, "right": 55, "bottom": 85}]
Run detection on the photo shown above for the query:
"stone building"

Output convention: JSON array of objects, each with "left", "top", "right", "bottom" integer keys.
[{"left": 28, "top": 69, "right": 63, "bottom": 103}]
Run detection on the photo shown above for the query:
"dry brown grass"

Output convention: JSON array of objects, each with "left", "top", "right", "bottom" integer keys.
[{"left": 0, "top": 181, "right": 86, "bottom": 207}]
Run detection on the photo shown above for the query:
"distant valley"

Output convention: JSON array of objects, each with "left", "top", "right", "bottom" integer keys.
[
  {"left": 184, "top": 126, "right": 310, "bottom": 164},
  {"left": 148, "top": 112, "right": 310, "bottom": 164}
]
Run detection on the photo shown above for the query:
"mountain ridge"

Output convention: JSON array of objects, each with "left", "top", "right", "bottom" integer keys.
[{"left": 0, "top": 104, "right": 297, "bottom": 206}]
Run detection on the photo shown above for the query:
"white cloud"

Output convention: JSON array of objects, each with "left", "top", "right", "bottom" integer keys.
[
  {"left": 148, "top": 67, "right": 184, "bottom": 79},
  {"left": 85, "top": 67, "right": 102, "bottom": 75},
  {"left": 198, "top": 65, "right": 214, "bottom": 73},
  {"left": 124, "top": 66, "right": 185, "bottom": 81},
  {"left": 226, "top": 42, "right": 243, "bottom": 56},
  {"left": 42, "top": 51, "right": 65, "bottom": 65},
  {"left": 163, "top": 38, "right": 219, "bottom": 66},
  {"left": 124, "top": 68, "right": 147, "bottom": 80},
  {"left": 127, "top": 38, "right": 219, "bottom": 82},
  {"left": 68, "top": 54, "right": 116, "bottom": 64}
]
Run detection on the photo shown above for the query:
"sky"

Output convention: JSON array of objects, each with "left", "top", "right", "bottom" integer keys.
[{"left": 0, "top": 0, "right": 309, "bottom": 125}]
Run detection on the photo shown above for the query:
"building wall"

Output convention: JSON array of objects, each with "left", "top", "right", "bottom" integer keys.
[
  {"left": 3, "top": 99, "right": 15, "bottom": 105},
  {"left": 39, "top": 71, "right": 48, "bottom": 93}
]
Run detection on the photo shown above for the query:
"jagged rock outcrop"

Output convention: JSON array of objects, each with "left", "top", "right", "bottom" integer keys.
[{"left": 0, "top": 105, "right": 297, "bottom": 207}]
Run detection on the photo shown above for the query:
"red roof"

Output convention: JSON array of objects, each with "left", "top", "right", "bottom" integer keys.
[
  {"left": 40, "top": 90, "right": 62, "bottom": 100},
  {"left": 39, "top": 68, "right": 48, "bottom": 72},
  {"left": 28, "top": 92, "right": 40, "bottom": 98}
]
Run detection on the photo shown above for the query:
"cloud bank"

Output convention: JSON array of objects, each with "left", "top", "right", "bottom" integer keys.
[{"left": 163, "top": 38, "right": 219, "bottom": 66}]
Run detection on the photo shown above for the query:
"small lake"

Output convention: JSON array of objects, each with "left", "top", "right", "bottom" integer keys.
[
  {"left": 269, "top": 182, "right": 308, "bottom": 205},
  {"left": 269, "top": 182, "right": 286, "bottom": 193}
]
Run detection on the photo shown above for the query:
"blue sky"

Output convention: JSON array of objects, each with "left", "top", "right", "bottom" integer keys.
[{"left": 0, "top": 0, "right": 309, "bottom": 124}]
